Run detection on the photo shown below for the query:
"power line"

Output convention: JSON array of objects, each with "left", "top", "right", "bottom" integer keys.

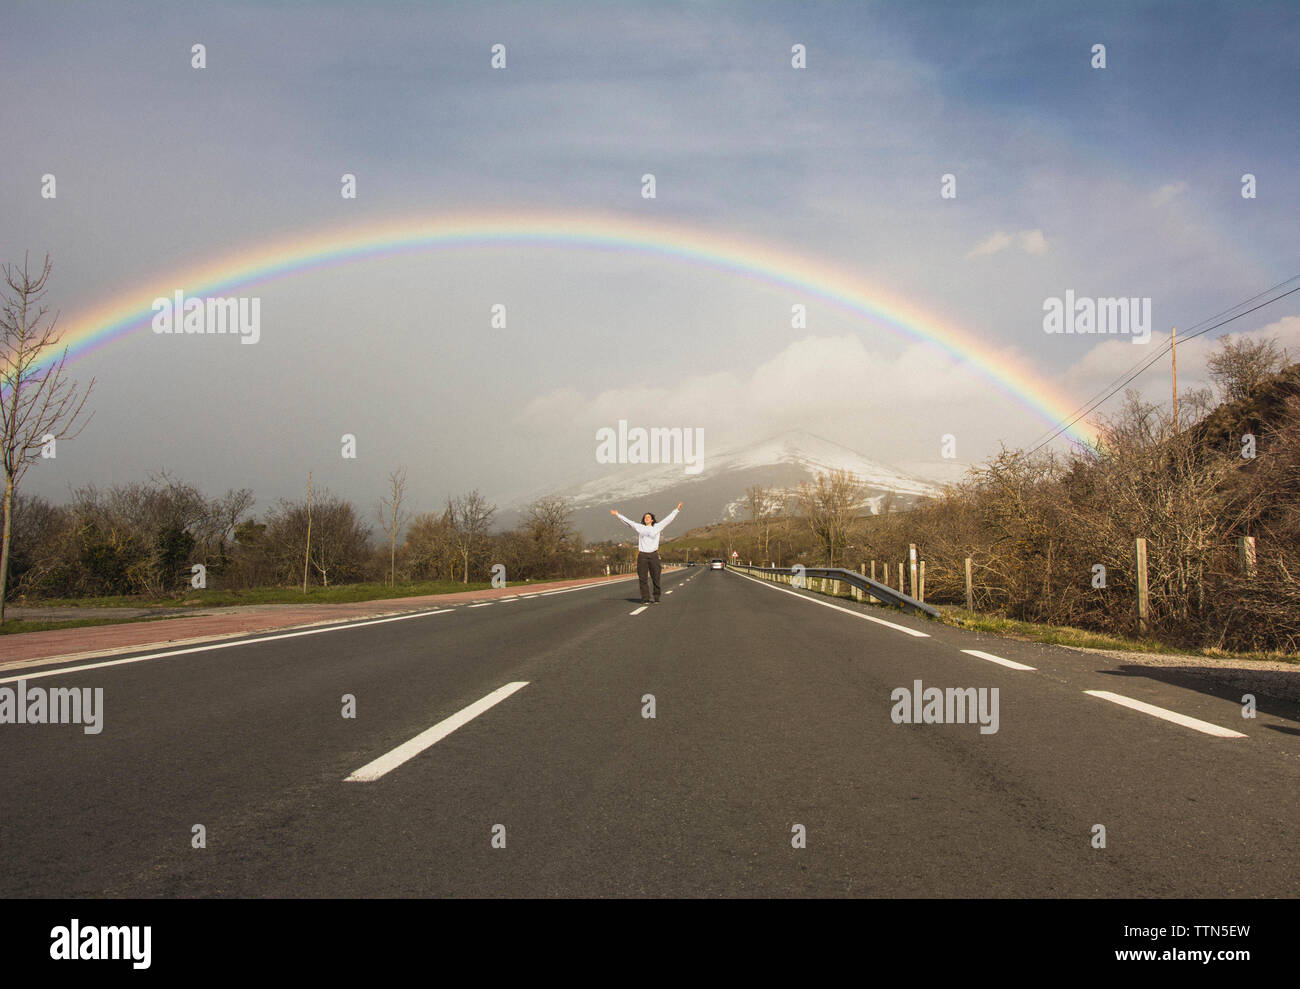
[
  {"left": 1025, "top": 277, "right": 1300, "bottom": 455},
  {"left": 1025, "top": 273, "right": 1300, "bottom": 449},
  {"left": 1028, "top": 280, "right": 1300, "bottom": 454}
]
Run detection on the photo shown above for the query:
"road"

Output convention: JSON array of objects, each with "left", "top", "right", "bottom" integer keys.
[{"left": 2, "top": 566, "right": 1297, "bottom": 897}]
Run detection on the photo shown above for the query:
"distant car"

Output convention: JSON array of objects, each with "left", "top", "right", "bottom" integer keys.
[
  {"left": 686, "top": 560, "right": 696, "bottom": 567},
  {"left": 709, "top": 558, "right": 724, "bottom": 570}
]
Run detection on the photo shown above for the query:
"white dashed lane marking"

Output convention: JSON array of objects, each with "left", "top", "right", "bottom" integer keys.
[
  {"left": 691, "top": 568, "right": 1250, "bottom": 742},
  {"left": 345, "top": 681, "right": 530, "bottom": 782},
  {"left": 1084, "top": 690, "right": 1247, "bottom": 738},
  {"left": 961, "top": 649, "right": 1036, "bottom": 671}
]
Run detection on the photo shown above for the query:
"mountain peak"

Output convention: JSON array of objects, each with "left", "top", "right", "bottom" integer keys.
[
  {"left": 499, "top": 428, "right": 939, "bottom": 538},
  {"left": 708, "top": 430, "right": 933, "bottom": 493}
]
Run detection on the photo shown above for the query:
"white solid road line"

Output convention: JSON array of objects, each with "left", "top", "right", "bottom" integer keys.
[
  {"left": 630, "top": 605, "right": 648, "bottom": 615},
  {"left": 3, "top": 575, "right": 648, "bottom": 682},
  {"left": 468, "top": 603, "right": 494, "bottom": 608},
  {"left": 536, "top": 575, "right": 639, "bottom": 597},
  {"left": 345, "top": 681, "right": 530, "bottom": 782},
  {"left": 961, "top": 649, "right": 1036, "bottom": 671},
  {"left": 0, "top": 608, "right": 457, "bottom": 685},
  {"left": 728, "top": 568, "right": 930, "bottom": 637},
  {"left": 1083, "top": 690, "right": 1247, "bottom": 738}
]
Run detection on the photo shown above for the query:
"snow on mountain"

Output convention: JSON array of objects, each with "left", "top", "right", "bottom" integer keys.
[
  {"left": 500, "top": 430, "right": 941, "bottom": 539},
  {"left": 707, "top": 431, "right": 937, "bottom": 498}
]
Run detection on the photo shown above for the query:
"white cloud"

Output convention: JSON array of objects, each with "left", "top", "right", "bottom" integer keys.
[
  {"left": 1150, "top": 181, "right": 1188, "bottom": 207},
  {"left": 966, "top": 231, "right": 1013, "bottom": 257},
  {"left": 513, "top": 315, "right": 1300, "bottom": 492},
  {"left": 510, "top": 333, "right": 1048, "bottom": 486},
  {"left": 966, "top": 229, "right": 1049, "bottom": 258},
  {"left": 1221, "top": 314, "right": 1300, "bottom": 354},
  {"left": 1058, "top": 312, "right": 1300, "bottom": 413},
  {"left": 1018, "top": 229, "right": 1049, "bottom": 255}
]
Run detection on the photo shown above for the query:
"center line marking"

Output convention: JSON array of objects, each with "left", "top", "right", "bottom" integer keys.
[
  {"left": 1083, "top": 690, "right": 1246, "bottom": 738},
  {"left": 630, "top": 605, "right": 648, "bottom": 615},
  {"left": 961, "top": 649, "right": 1036, "bottom": 671},
  {"left": 345, "top": 681, "right": 530, "bottom": 782}
]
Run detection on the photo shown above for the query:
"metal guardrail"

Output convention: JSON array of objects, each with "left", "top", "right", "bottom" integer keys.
[{"left": 730, "top": 564, "right": 941, "bottom": 619}]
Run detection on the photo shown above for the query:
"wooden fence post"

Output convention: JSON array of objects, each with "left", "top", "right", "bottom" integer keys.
[
  {"left": 1134, "top": 537, "right": 1150, "bottom": 635},
  {"left": 919, "top": 560, "right": 926, "bottom": 602},
  {"left": 909, "top": 544, "right": 919, "bottom": 600},
  {"left": 1238, "top": 536, "right": 1257, "bottom": 578},
  {"left": 964, "top": 556, "right": 974, "bottom": 612}
]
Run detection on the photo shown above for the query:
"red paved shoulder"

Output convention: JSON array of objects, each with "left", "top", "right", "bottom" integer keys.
[{"left": 0, "top": 571, "right": 652, "bottom": 668}]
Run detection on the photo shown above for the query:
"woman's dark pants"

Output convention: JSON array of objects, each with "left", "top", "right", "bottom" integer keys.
[{"left": 637, "top": 551, "right": 662, "bottom": 602}]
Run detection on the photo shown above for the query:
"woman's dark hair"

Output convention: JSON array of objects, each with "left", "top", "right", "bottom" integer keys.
[{"left": 643, "top": 512, "right": 656, "bottom": 525}]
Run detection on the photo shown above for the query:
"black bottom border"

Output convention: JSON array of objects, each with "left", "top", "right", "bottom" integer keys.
[{"left": 4, "top": 897, "right": 1289, "bottom": 976}]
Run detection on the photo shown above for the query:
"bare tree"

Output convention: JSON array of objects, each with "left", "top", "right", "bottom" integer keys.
[
  {"left": 1, "top": 254, "right": 95, "bottom": 622},
  {"left": 745, "top": 484, "right": 782, "bottom": 562},
  {"left": 308, "top": 497, "right": 362, "bottom": 588},
  {"left": 211, "top": 488, "right": 255, "bottom": 544},
  {"left": 1206, "top": 335, "right": 1286, "bottom": 404},
  {"left": 208, "top": 487, "right": 255, "bottom": 570},
  {"left": 450, "top": 490, "right": 496, "bottom": 583},
  {"left": 377, "top": 467, "right": 408, "bottom": 586},
  {"left": 797, "top": 469, "right": 864, "bottom": 566},
  {"left": 404, "top": 504, "right": 457, "bottom": 580},
  {"left": 523, "top": 494, "right": 574, "bottom": 576},
  {"left": 265, "top": 488, "right": 371, "bottom": 588},
  {"left": 5, "top": 492, "right": 65, "bottom": 601}
]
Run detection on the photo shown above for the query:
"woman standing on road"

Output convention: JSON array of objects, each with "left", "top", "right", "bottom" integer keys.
[{"left": 611, "top": 502, "right": 683, "bottom": 604}]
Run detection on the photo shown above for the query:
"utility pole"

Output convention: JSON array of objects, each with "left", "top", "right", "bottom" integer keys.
[
  {"left": 1171, "top": 325, "right": 1178, "bottom": 433},
  {"left": 303, "top": 471, "right": 313, "bottom": 593}
]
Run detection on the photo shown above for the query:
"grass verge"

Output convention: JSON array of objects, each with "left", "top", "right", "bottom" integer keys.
[
  {"left": 12, "top": 577, "right": 561, "bottom": 611},
  {"left": 1, "top": 576, "right": 577, "bottom": 635},
  {"left": 942, "top": 610, "right": 1297, "bottom": 665},
  {"left": 744, "top": 570, "right": 1298, "bottom": 665},
  {"left": 0, "top": 614, "right": 193, "bottom": 636}
]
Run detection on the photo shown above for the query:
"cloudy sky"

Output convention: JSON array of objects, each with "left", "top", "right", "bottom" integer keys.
[{"left": 5, "top": 0, "right": 1298, "bottom": 520}]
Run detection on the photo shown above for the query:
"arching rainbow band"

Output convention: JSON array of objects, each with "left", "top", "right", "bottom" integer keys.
[{"left": 41, "top": 210, "right": 1096, "bottom": 445}]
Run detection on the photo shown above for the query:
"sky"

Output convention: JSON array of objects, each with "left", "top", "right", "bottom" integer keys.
[{"left": 4, "top": 0, "right": 1298, "bottom": 523}]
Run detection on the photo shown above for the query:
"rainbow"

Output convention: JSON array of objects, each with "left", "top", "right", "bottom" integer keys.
[{"left": 42, "top": 210, "right": 1096, "bottom": 445}]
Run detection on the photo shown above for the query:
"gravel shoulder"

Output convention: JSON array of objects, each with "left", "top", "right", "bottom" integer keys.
[{"left": 1060, "top": 644, "right": 1300, "bottom": 705}]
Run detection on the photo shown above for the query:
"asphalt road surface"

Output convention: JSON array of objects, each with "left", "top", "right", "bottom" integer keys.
[{"left": 3, "top": 567, "right": 1297, "bottom": 897}]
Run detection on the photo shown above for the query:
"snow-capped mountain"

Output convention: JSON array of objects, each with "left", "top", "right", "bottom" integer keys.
[{"left": 500, "top": 430, "right": 940, "bottom": 539}]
